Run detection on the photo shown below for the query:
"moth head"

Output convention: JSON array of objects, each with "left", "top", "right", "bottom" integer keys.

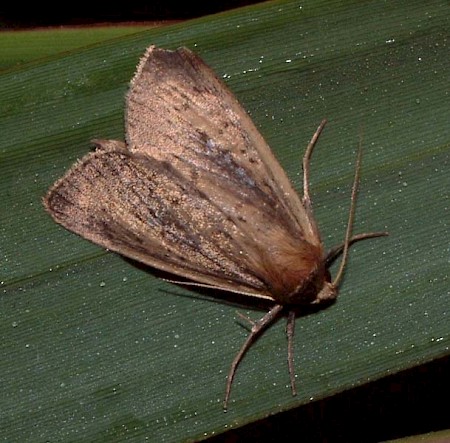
[
  {"left": 285, "top": 264, "right": 337, "bottom": 305},
  {"left": 313, "top": 280, "right": 338, "bottom": 304}
]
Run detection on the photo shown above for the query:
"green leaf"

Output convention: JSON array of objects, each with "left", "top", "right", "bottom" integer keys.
[
  {"left": 0, "top": 26, "right": 154, "bottom": 69},
  {"left": 385, "top": 430, "right": 450, "bottom": 443},
  {"left": 1, "top": 1, "right": 449, "bottom": 441}
]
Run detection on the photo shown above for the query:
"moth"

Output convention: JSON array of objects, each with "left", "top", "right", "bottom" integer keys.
[{"left": 44, "top": 45, "right": 388, "bottom": 410}]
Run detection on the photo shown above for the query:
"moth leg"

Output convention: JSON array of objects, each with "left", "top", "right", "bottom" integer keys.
[
  {"left": 224, "top": 304, "right": 284, "bottom": 410},
  {"left": 286, "top": 310, "right": 297, "bottom": 396},
  {"left": 302, "top": 119, "right": 328, "bottom": 210},
  {"left": 325, "top": 231, "right": 389, "bottom": 268},
  {"left": 236, "top": 311, "right": 256, "bottom": 327}
]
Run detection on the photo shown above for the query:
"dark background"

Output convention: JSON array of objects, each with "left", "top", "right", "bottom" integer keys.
[
  {"left": 2, "top": 2, "right": 448, "bottom": 441},
  {"left": 1, "top": 1, "right": 265, "bottom": 28},
  {"left": 210, "top": 356, "right": 449, "bottom": 442}
]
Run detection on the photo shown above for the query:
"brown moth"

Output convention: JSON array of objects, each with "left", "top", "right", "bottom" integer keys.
[{"left": 44, "top": 46, "right": 388, "bottom": 410}]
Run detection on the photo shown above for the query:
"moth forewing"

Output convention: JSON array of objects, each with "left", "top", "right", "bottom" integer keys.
[
  {"left": 44, "top": 45, "right": 388, "bottom": 410},
  {"left": 125, "top": 46, "right": 321, "bottom": 247}
]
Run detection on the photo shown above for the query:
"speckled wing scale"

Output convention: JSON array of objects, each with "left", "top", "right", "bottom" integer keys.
[{"left": 44, "top": 46, "right": 388, "bottom": 410}]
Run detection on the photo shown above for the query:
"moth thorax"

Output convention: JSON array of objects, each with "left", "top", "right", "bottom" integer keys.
[{"left": 260, "top": 237, "right": 326, "bottom": 304}]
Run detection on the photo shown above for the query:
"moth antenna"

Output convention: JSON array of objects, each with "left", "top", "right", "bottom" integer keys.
[
  {"left": 302, "top": 119, "right": 328, "bottom": 206},
  {"left": 332, "top": 146, "right": 362, "bottom": 288},
  {"left": 162, "top": 279, "right": 274, "bottom": 300},
  {"left": 224, "top": 304, "right": 284, "bottom": 410}
]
